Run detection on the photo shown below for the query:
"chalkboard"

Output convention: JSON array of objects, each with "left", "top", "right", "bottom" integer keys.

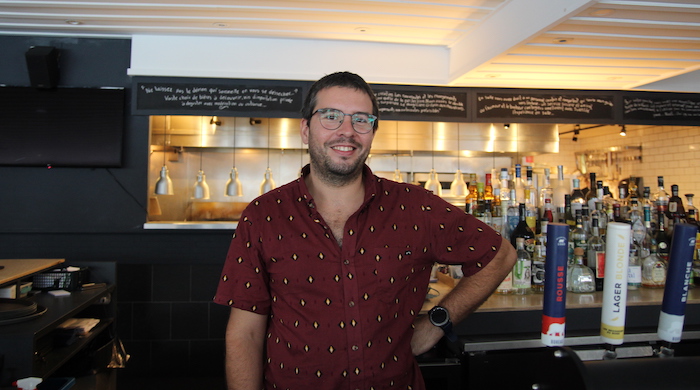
[
  {"left": 623, "top": 96, "right": 700, "bottom": 121},
  {"left": 476, "top": 92, "right": 614, "bottom": 120},
  {"left": 135, "top": 82, "right": 303, "bottom": 114},
  {"left": 374, "top": 89, "right": 467, "bottom": 119}
]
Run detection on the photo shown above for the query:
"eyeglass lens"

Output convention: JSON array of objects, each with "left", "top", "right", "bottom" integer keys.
[{"left": 317, "top": 109, "right": 374, "bottom": 133}]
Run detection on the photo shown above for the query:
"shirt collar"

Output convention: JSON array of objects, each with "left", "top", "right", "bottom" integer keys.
[{"left": 297, "top": 163, "right": 378, "bottom": 209}]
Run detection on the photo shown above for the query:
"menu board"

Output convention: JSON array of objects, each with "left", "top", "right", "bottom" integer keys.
[
  {"left": 623, "top": 95, "right": 700, "bottom": 121},
  {"left": 476, "top": 92, "right": 614, "bottom": 120},
  {"left": 374, "top": 88, "right": 467, "bottom": 119},
  {"left": 135, "top": 81, "right": 303, "bottom": 115}
]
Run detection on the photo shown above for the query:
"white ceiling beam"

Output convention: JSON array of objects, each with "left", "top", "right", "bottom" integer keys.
[{"left": 447, "top": 0, "right": 599, "bottom": 84}]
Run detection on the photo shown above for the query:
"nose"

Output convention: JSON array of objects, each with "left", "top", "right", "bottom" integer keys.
[{"left": 335, "top": 115, "right": 356, "bottom": 136}]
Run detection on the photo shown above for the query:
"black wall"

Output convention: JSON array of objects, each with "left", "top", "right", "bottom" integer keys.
[{"left": 0, "top": 36, "right": 232, "bottom": 382}]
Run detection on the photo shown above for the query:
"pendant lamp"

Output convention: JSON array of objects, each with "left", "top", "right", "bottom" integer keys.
[
  {"left": 225, "top": 122, "right": 243, "bottom": 197},
  {"left": 193, "top": 121, "right": 210, "bottom": 199},
  {"left": 154, "top": 118, "right": 174, "bottom": 195},
  {"left": 424, "top": 123, "right": 442, "bottom": 196},
  {"left": 260, "top": 120, "right": 276, "bottom": 194},
  {"left": 450, "top": 125, "right": 468, "bottom": 196}
]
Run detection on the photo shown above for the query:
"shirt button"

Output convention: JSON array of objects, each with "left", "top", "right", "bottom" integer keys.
[
  {"left": 352, "top": 345, "right": 359, "bottom": 351},
  {"left": 348, "top": 301, "right": 355, "bottom": 307},
  {"left": 344, "top": 259, "right": 350, "bottom": 265}
]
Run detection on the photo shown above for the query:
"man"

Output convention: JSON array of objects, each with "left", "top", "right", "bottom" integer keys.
[{"left": 214, "top": 71, "right": 516, "bottom": 390}]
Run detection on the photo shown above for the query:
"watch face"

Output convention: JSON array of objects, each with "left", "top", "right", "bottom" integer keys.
[{"left": 430, "top": 307, "right": 449, "bottom": 326}]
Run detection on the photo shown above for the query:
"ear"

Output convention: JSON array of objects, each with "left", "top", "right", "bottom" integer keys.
[{"left": 300, "top": 118, "right": 310, "bottom": 145}]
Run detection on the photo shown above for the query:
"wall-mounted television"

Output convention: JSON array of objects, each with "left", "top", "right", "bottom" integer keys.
[{"left": 0, "top": 86, "right": 125, "bottom": 167}]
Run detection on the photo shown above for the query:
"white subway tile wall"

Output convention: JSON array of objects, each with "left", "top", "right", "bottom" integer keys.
[{"left": 535, "top": 125, "right": 700, "bottom": 199}]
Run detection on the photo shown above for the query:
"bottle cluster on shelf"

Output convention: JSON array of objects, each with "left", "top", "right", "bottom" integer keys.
[{"left": 460, "top": 166, "right": 700, "bottom": 295}]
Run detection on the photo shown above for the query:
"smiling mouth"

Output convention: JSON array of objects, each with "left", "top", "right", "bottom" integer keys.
[{"left": 332, "top": 146, "right": 355, "bottom": 152}]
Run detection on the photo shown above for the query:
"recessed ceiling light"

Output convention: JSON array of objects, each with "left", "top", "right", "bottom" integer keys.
[
  {"left": 590, "top": 8, "right": 614, "bottom": 17},
  {"left": 553, "top": 37, "right": 573, "bottom": 44},
  {"left": 213, "top": 22, "right": 228, "bottom": 28},
  {"left": 354, "top": 27, "right": 369, "bottom": 33},
  {"left": 485, "top": 74, "right": 501, "bottom": 78},
  {"left": 65, "top": 20, "right": 82, "bottom": 25}
]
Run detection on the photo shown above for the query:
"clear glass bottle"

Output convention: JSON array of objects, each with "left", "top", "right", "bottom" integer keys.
[
  {"left": 570, "top": 209, "right": 589, "bottom": 263},
  {"left": 567, "top": 247, "right": 596, "bottom": 293},
  {"left": 513, "top": 237, "right": 532, "bottom": 295},
  {"left": 587, "top": 217, "right": 606, "bottom": 291},
  {"left": 494, "top": 270, "right": 514, "bottom": 295},
  {"left": 628, "top": 238, "right": 642, "bottom": 290},
  {"left": 540, "top": 168, "right": 553, "bottom": 214},
  {"left": 630, "top": 199, "right": 646, "bottom": 254},
  {"left": 570, "top": 178, "right": 587, "bottom": 216},
  {"left": 585, "top": 172, "right": 597, "bottom": 207},
  {"left": 499, "top": 168, "right": 511, "bottom": 223},
  {"left": 526, "top": 165, "right": 537, "bottom": 208},
  {"left": 514, "top": 164, "right": 525, "bottom": 205},
  {"left": 553, "top": 165, "right": 568, "bottom": 223},
  {"left": 531, "top": 220, "right": 547, "bottom": 293},
  {"left": 591, "top": 201, "right": 608, "bottom": 240},
  {"left": 641, "top": 250, "right": 667, "bottom": 289}
]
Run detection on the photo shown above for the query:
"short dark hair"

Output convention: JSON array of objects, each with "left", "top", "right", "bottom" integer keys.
[{"left": 301, "top": 71, "right": 379, "bottom": 131}]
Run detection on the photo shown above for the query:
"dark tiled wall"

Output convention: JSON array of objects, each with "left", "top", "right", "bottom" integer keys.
[{"left": 117, "top": 263, "right": 230, "bottom": 378}]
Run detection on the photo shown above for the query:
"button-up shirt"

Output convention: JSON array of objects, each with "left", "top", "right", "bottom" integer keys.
[{"left": 214, "top": 165, "right": 503, "bottom": 390}]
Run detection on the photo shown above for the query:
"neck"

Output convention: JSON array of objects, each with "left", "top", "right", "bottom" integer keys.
[{"left": 305, "top": 164, "right": 365, "bottom": 201}]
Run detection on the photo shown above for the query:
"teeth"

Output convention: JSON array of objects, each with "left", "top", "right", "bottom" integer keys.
[{"left": 333, "top": 146, "right": 353, "bottom": 152}]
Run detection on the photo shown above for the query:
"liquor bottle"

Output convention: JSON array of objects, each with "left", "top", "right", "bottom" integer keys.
[
  {"left": 553, "top": 165, "right": 568, "bottom": 222},
  {"left": 570, "top": 178, "right": 586, "bottom": 215},
  {"left": 513, "top": 237, "right": 532, "bottom": 295},
  {"left": 628, "top": 176, "right": 639, "bottom": 200},
  {"left": 591, "top": 201, "right": 608, "bottom": 240},
  {"left": 567, "top": 247, "right": 596, "bottom": 293},
  {"left": 602, "top": 186, "right": 616, "bottom": 222},
  {"left": 525, "top": 189, "right": 538, "bottom": 232},
  {"left": 564, "top": 194, "right": 575, "bottom": 228},
  {"left": 686, "top": 193, "right": 697, "bottom": 224},
  {"left": 587, "top": 179, "right": 603, "bottom": 211},
  {"left": 641, "top": 249, "right": 667, "bottom": 289},
  {"left": 628, "top": 238, "right": 642, "bottom": 290},
  {"left": 570, "top": 209, "right": 589, "bottom": 262},
  {"left": 465, "top": 173, "right": 478, "bottom": 214},
  {"left": 474, "top": 182, "right": 486, "bottom": 218},
  {"left": 585, "top": 172, "right": 597, "bottom": 207},
  {"left": 642, "top": 201, "right": 655, "bottom": 258},
  {"left": 653, "top": 176, "right": 669, "bottom": 228},
  {"left": 526, "top": 165, "right": 537, "bottom": 208},
  {"left": 617, "top": 185, "right": 629, "bottom": 222},
  {"left": 540, "top": 168, "right": 553, "bottom": 213},
  {"left": 581, "top": 204, "right": 591, "bottom": 235},
  {"left": 542, "top": 199, "right": 555, "bottom": 224},
  {"left": 629, "top": 198, "right": 646, "bottom": 252},
  {"left": 494, "top": 270, "right": 514, "bottom": 295},
  {"left": 643, "top": 186, "right": 657, "bottom": 230},
  {"left": 654, "top": 209, "right": 671, "bottom": 262},
  {"left": 514, "top": 164, "right": 525, "bottom": 205},
  {"left": 511, "top": 203, "right": 535, "bottom": 256},
  {"left": 587, "top": 216, "right": 606, "bottom": 291},
  {"left": 484, "top": 173, "right": 495, "bottom": 201},
  {"left": 482, "top": 200, "right": 494, "bottom": 230},
  {"left": 506, "top": 190, "right": 519, "bottom": 239},
  {"left": 499, "top": 168, "right": 511, "bottom": 222},
  {"left": 531, "top": 220, "right": 547, "bottom": 293},
  {"left": 667, "top": 184, "right": 686, "bottom": 232}
]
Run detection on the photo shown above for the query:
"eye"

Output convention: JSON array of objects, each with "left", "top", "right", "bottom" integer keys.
[
  {"left": 353, "top": 114, "right": 370, "bottom": 124},
  {"left": 322, "top": 109, "right": 342, "bottom": 121}
]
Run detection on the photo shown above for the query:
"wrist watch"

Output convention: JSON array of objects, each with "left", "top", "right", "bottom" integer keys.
[{"left": 427, "top": 305, "right": 458, "bottom": 342}]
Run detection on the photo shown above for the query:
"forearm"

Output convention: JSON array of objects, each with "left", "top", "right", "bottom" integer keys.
[
  {"left": 439, "top": 236, "right": 516, "bottom": 323},
  {"left": 225, "top": 308, "right": 267, "bottom": 390}
]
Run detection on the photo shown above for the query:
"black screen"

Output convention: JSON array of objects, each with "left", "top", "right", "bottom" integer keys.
[{"left": 0, "top": 86, "right": 125, "bottom": 167}]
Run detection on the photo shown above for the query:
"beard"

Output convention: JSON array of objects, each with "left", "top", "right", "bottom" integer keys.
[{"left": 307, "top": 133, "right": 370, "bottom": 187}]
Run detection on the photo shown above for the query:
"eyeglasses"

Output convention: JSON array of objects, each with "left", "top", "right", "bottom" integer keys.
[{"left": 312, "top": 108, "right": 377, "bottom": 134}]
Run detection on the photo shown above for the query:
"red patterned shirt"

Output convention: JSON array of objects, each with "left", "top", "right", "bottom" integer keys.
[{"left": 214, "top": 165, "right": 502, "bottom": 390}]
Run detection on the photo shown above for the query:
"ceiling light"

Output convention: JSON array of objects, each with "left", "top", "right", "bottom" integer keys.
[
  {"left": 354, "top": 27, "right": 369, "bottom": 33},
  {"left": 553, "top": 37, "right": 573, "bottom": 44},
  {"left": 213, "top": 22, "right": 228, "bottom": 28},
  {"left": 619, "top": 125, "right": 626, "bottom": 137},
  {"left": 590, "top": 9, "right": 614, "bottom": 17},
  {"left": 65, "top": 20, "right": 82, "bottom": 25}
]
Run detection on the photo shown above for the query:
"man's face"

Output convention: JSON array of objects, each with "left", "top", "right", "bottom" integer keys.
[{"left": 301, "top": 86, "right": 375, "bottom": 185}]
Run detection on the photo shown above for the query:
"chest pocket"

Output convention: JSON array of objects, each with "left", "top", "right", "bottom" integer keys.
[{"left": 366, "top": 244, "right": 427, "bottom": 305}]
